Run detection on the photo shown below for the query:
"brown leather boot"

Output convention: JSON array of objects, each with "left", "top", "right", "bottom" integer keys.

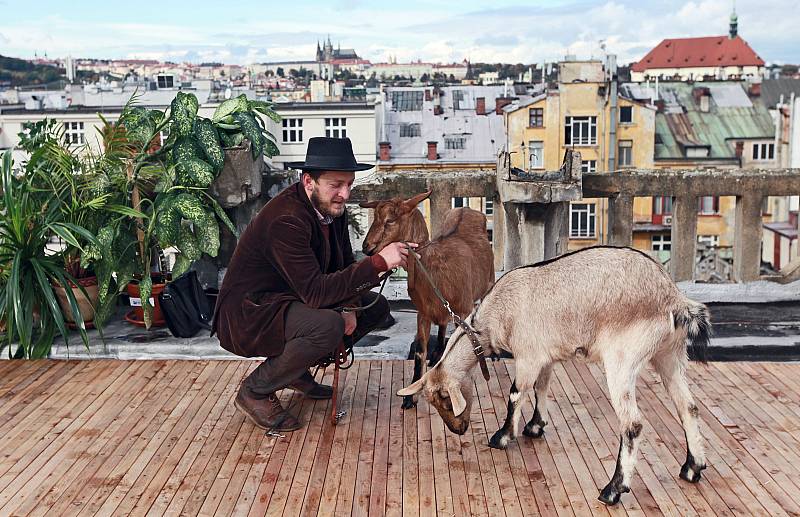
[{"left": 234, "top": 388, "right": 302, "bottom": 432}]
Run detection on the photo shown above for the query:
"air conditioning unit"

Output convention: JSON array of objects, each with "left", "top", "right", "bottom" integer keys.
[{"left": 663, "top": 215, "right": 673, "bottom": 225}]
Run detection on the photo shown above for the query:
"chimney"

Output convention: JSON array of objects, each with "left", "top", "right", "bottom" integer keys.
[
  {"left": 654, "top": 99, "right": 665, "bottom": 112},
  {"left": 693, "top": 86, "right": 711, "bottom": 112},
  {"left": 379, "top": 141, "right": 391, "bottom": 161},
  {"left": 476, "top": 97, "right": 486, "bottom": 115},
  {"left": 427, "top": 141, "right": 438, "bottom": 161},
  {"left": 495, "top": 97, "right": 513, "bottom": 114},
  {"left": 735, "top": 141, "right": 744, "bottom": 159},
  {"left": 749, "top": 82, "right": 761, "bottom": 97},
  {"left": 433, "top": 105, "right": 443, "bottom": 116}
]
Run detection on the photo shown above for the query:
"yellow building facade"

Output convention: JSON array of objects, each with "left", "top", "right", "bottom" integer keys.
[{"left": 505, "top": 61, "right": 655, "bottom": 250}]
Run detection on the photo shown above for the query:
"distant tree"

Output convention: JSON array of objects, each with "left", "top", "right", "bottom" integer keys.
[
  {"left": 420, "top": 73, "right": 430, "bottom": 83},
  {"left": 277, "top": 67, "right": 284, "bottom": 77},
  {"left": 448, "top": 74, "right": 455, "bottom": 82}
]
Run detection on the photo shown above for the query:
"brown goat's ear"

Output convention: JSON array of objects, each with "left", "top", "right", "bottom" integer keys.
[
  {"left": 359, "top": 200, "right": 379, "bottom": 208},
  {"left": 397, "top": 377, "right": 425, "bottom": 396},
  {"left": 403, "top": 190, "right": 432, "bottom": 211},
  {"left": 448, "top": 383, "right": 467, "bottom": 417}
]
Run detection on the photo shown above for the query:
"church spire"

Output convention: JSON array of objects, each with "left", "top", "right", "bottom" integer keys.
[{"left": 729, "top": 1, "right": 738, "bottom": 38}]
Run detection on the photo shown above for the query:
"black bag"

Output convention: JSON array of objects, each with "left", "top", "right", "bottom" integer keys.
[{"left": 159, "top": 270, "right": 212, "bottom": 338}]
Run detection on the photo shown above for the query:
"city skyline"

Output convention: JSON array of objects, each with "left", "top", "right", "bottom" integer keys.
[{"left": 0, "top": 0, "right": 797, "bottom": 66}]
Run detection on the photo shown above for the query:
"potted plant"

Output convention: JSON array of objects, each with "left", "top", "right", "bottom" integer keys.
[
  {"left": 0, "top": 151, "right": 98, "bottom": 358},
  {"left": 104, "top": 92, "right": 279, "bottom": 329}
]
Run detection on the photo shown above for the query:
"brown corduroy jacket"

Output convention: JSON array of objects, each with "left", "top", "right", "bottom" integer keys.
[{"left": 212, "top": 182, "right": 381, "bottom": 357}]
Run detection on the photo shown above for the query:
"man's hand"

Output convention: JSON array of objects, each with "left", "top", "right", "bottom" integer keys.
[
  {"left": 378, "top": 242, "right": 418, "bottom": 269},
  {"left": 341, "top": 310, "right": 357, "bottom": 335}
]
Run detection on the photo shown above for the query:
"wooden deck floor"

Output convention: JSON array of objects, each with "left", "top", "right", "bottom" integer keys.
[{"left": 1, "top": 359, "right": 799, "bottom": 516}]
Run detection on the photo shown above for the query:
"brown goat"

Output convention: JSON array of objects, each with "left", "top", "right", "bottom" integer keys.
[{"left": 361, "top": 191, "right": 494, "bottom": 409}]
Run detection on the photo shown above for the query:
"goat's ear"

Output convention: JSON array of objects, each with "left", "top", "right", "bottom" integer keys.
[
  {"left": 359, "top": 200, "right": 379, "bottom": 208},
  {"left": 448, "top": 383, "right": 467, "bottom": 417},
  {"left": 397, "top": 377, "right": 425, "bottom": 396},
  {"left": 403, "top": 190, "right": 432, "bottom": 211}
]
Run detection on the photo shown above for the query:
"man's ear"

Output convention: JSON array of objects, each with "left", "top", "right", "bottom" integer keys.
[
  {"left": 397, "top": 376, "right": 425, "bottom": 396},
  {"left": 360, "top": 200, "right": 379, "bottom": 208},
  {"left": 447, "top": 382, "right": 467, "bottom": 416},
  {"left": 403, "top": 190, "right": 432, "bottom": 212}
]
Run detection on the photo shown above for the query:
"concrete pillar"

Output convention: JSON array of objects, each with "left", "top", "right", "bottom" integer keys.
[
  {"left": 671, "top": 195, "right": 697, "bottom": 281},
  {"left": 491, "top": 193, "right": 506, "bottom": 271},
  {"left": 502, "top": 202, "right": 523, "bottom": 270},
  {"left": 543, "top": 202, "right": 569, "bottom": 260},
  {"left": 734, "top": 193, "right": 763, "bottom": 282},
  {"left": 429, "top": 189, "right": 451, "bottom": 238},
  {"left": 501, "top": 202, "right": 567, "bottom": 269},
  {"left": 607, "top": 193, "right": 634, "bottom": 247}
]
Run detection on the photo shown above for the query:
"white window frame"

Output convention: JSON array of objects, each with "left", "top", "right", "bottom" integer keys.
[
  {"left": 529, "top": 141, "right": 544, "bottom": 169},
  {"left": 752, "top": 142, "right": 775, "bottom": 161},
  {"left": 445, "top": 136, "right": 466, "bottom": 150},
  {"left": 64, "top": 121, "right": 85, "bottom": 145},
  {"left": 581, "top": 160, "right": 597, "bottom": 173},
  {"left": 325, "top": 117, "right": 347, "bottom": 138},
  {"left": 282, "top": 118, "right": 304, "bottom": 143},
  {"left": 570, "top": 203, "right": 596, "bottom": 238},
  {"left": 452, "top": 196, "right": 469, "bottom": 208},
  {"left": 484, "top": 199, "right": 493, "bottom": 215},
  {"left": 652, "top": 234, "right": 671, "bottom": 251},
  {"left": 399, "top": 123, "right": 421, "bottom": 138},
  {"left": 697, "top": 235, "right": 720, "bottom": 247},
  {"left": 565, "top": 116, "right": 597, "bottom": 146},
  {"left": 156, "top": 75, "right": 174, "bottom": 88}
]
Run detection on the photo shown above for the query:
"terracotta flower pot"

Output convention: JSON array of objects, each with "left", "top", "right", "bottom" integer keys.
[
  {"left": 125, "top": 279, "right": 167, "bottom": 328},
  {"left": 53, "top": 276, "right": 100, "bottom": 329}
]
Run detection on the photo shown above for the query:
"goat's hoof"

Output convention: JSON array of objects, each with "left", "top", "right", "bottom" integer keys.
[
  {"left": 680, "top": 461, "right": 706, "bottom": 483},
  {"left": 598, "top": 482, "right": 629, "bottom": 506},
  {"left": 523, "top": 424, "right": 545, "bottom": 439},
  {"left": 401, "top": 396, "right": 417, "bottom": 410},
  {"left": 488, "top": 430, "right": 512, "bottom": 449}
]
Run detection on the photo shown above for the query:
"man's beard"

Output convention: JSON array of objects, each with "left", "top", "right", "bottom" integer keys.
[{"left": 310, "top": 186, "right": 346, "bottom": 218}]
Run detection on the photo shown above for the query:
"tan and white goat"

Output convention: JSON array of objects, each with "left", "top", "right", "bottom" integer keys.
[
  {"left": 398, "top": 246, "right": 711, "bottom": 506},
  {"left": 360, "top": 191, "right": 494, "bottom": 409}
]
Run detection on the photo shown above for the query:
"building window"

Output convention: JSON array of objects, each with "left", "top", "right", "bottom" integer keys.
[
  {"left": 570, "top": 203, "right": 596, "bottom": 238},
  {"left": 282, "top": 118, "right": 304, "bottom": 143},
  {"left": 529, "top": 141, "right": 544, "bottom": 169},
  {"left": 752, "top": 142, "right": 775, "bottom": 161},
  {"left": 618, "top": 140, "right": 633, "bottom": 167},
  {"left": 325, "top": 117, "right": 347, "bottom": 138},
  {"left": 698, "top": 196, "right": 719, "bottom": 214},
  {"left": 452, "top": 90, "right": 466, "bottom": 110},
  {"left": 157, "top": 75, "right": 174, "bottom": 88},
  {"left": 529, "top": 108, "right": 543, "bottom": 127},
  {"left": 399, "top": 123, "right": 421, "bottom": 137},
  {"left": 391, "top": 91, "right": 423, "bottom": 111},
  {"left": 581, "top": 160, "right": 597, "bottom": 173},
  {"left": 652, "top": 234, "right": 671, "bottom": 251},
  {"left": 565, "top": 116, "right": 597, "bottom": 146},
  {"left": 484, "top": 199, "right": 493, "bottom": 215},
  {"left": 64, "top": 121, "right": 85, "bottom": 145},
  {"left": 619, "top": 106, "right": 633, "bottom": 124},
  {"left": 452, "top": 197, "right": 469, "bottom": 208},
  {"left": 653, "top": 196, "right": 673, "bottom": 215},
  {"left": 697, "top": 235, "right": 720, "bottom": 247},
  {"left": 445, "top": 136, "right": 466, "bottom": 150}
]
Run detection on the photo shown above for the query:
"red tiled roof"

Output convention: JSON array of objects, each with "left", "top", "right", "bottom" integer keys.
[{"left": 632, "top": 36, "right": 764, "bottom": 72}]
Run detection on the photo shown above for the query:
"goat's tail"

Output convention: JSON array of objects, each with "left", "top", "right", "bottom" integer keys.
[{"left": 674, "top": 299, "right": 712, "bottom": 363}]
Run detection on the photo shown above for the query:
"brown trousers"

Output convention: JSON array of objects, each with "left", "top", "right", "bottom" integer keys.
[{"left": 242, "top": 291, "right": 390, "bottom": 398}]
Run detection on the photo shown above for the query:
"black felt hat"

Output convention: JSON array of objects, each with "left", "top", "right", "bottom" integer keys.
[{"left": 287, "top": 137, "right": 374, "bottom": 172}]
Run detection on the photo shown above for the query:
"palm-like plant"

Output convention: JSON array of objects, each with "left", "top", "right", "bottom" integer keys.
[{"left": 0, "top": 151, "right": 98, "bottom": 358}]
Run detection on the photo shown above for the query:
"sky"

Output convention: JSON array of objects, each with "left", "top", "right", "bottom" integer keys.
[{"left": 0, "top": 0, "right": 797, "bottom": 66}]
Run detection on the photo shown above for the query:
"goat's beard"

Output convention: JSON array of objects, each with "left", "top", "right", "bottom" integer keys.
[{"left": 310, "top": 185, "right": 346, "bottom": 218}]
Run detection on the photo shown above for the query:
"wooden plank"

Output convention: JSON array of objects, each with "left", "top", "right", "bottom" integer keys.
[
  {"left": 635, "top": 365, "right": 756, "bottom": 517},
  {"left": 427, "top": 370, "right": 455, "bottom": 517},
  {"left": 314, "top": 363, "right": 360, "bottom": 517},
  {"left": 136, "top": 361, "right": 244, "bottom": 516},
  {"left": 367, "top": 361, "right": 393, "bottom": 516},
  {"left": 334, "top": 360, "right": 372, "bottom": 516},
  {"left": 21, "top": 361, "right": 174, "bottom": 517},
  {"left": 564, "top": 361, "right": 684, "bottom": 516},
  {"left": 43, "top": 361, "right": 187, "bottom": 516},
  {"left": 384, "top": 361, "right": 405, "bottom": 517},
  {"left": 415, "top": 364, "right": 437, "bottom": 517},
  {"left": 0, "top": 360, "right": 53, "bottom": 401},
  {"left": 0, "top": 360, "right": 135, "bottom": 511},
  {"left": 351, "top": 361, "right": 382, "bottom": 516},
  {"left": 72, "top": 361, "right": 208, "bottom": 517},
  {"left": 401, "top": 361, "right": 420, "bottom": 517},
  {"left": 473, "top": 361, "right": 524, "bottom": 517}
]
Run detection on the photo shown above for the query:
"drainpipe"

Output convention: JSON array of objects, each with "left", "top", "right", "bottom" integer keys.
[
  {"left": 789, "top": 92, "right": 796, "bottom": 168},
  {"left": 607, "top": 54, "right": 618, "bottom": 173}
]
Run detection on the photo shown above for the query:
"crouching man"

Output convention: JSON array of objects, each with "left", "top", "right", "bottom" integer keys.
[{"left": 212, "top": 137, "right": 414, "bottom": 431}]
